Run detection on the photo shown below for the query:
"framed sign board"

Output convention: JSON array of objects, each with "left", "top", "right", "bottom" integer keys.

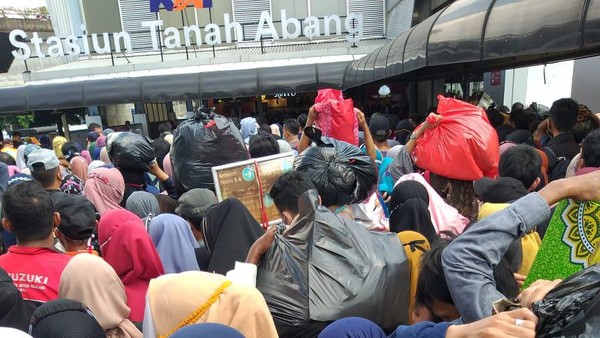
[{"left": 212, "top": 152, "right": 295, "bottom": 225}]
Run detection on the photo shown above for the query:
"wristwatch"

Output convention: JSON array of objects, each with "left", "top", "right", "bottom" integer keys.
[{"left": 408, "top": 134, "right": 418, "bottom": 141}]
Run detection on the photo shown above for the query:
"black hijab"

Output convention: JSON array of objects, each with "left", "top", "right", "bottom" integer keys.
[
  {"left": 389, "top": 181, "right": 437, "bottom": 243},
  {"left": 203, "top": 198, "right": 264, "bottom": 274},
  {"left": 0, "top": 268, "right": 29, "bottom": 332}
]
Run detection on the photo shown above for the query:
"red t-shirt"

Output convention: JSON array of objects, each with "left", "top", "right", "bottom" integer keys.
[{"left": 0, "top": 246, "right": 71, "bottom": 303}]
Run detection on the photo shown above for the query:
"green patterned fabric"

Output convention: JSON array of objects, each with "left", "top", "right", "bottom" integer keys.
[{"left": 524, "top": 199, "right": 600, "bottom": 288}]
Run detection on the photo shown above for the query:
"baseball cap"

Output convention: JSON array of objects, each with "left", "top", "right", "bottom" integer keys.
[
  {"left": 27, "top": 149, "right": 59, "bottom": 172},
  {"left": 474, "top": 177, "right": 528, "bottom": 204},
  {"left": 24, "top": 144, "right": 41, "bottom": 159},
  {"left": 369, "top": 115, "right": 391, "bottom": 138},
  {"left": 55, "top": 194, "right": 97, "bottom": 241},
  {"left": 176, "top": 188, "right": 218, "bottom": 219}
]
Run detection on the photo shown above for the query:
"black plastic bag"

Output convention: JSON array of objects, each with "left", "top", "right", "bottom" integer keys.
[
  {"left": 171, "top": 108, "right": 248, "bottom": 193},
  {"left": 256, "top": 190, "right": 409, "bottom": 330},
  {"left": 534, "top": 264, "right": 600, "bottom": 338},
  {"left": 107, "top": 132, "right": 155, "bottom": 171},
  {"left": 294, "top": 135, "right": 377, "bottom": 207}
]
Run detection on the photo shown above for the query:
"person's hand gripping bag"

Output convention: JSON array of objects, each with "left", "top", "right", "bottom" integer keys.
[
  {"left": 313, "top": 89, "right": 359, "bottom": 146},
  {"left": 534, "top": 264, "right": 600, "bottom": 338},
  {"left": 413, "top": 95, "right": 499, "bottom": 180}
]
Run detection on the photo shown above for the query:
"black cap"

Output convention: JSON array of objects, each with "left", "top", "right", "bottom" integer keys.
[
  {"left": 369, "top": 115, "right": 391, "bottom": 138},
  {"left": 54, "top": 194, "right": 97, "bottom": 240},
  {"left": 474, "top": 177, "right": 529, "bottom": 203}
]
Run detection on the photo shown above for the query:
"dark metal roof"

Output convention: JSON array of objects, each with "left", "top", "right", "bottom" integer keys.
[
  {"left": 0, "top": 61, "right": 349, "bottom": 113},
  {"left": 345, "top": 0, "right": 600, "bottom": 88}
]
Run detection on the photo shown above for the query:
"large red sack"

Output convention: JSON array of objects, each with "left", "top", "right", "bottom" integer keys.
[
  {"left": 413, "top": 95, "right": 499, "bottom": 181},
  {"left": 314, "top": 89, "right": 359, "bottom": 146}
]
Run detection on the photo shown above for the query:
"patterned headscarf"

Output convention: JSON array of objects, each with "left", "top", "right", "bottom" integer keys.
[{"left": 61, "top": 175, "right": 84, "bottom": 195}]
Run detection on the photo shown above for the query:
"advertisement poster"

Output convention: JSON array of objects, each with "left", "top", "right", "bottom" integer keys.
[{"left": 212, "top": 152, "right": 294, "bottom": 225}]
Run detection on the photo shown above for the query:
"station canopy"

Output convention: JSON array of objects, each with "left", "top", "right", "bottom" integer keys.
[{"left": 344, "top": 0, "right": 600, "bottom": 88}]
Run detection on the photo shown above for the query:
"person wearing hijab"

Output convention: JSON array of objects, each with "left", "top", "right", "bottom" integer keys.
[
  {"left": 240, "top": 117, "right": 259, "bottom": 143},
  {"left": 29, "top": 299, "right": 106, "bottom": 338},
  {"left": 389, "top": 181, "right": 437, "bottom": 243},
  {"left": 62, "top": 141, "right": 89, "bottom": 181},
  {"left": 162, "top": 153, "right": 173, "bottom": 178},
  {"left": 100, "top": 147, "right": 111, "bottom": 164},
  {"left": 270, "top": 124, "right": 281, "bottom": 138},
  {"left": 81, "top": 150, "right": 93, "bottom": 164},
  {"left": 143, "top": 271, "right": 278, "bottom": 338},
  {"left": 89, "top": 160, "right": 107, "bottom": 174},
  {"left": 52, "top": 135, "right": 68, "bottom": 164},
  {"left": 395, "top": 173, "right": 469, "bottom": 235},
  {"left": 202, "top": 198, "right": 264, "bottom": 274},
  {"left": 85, "top": 167, "right": 126, "bottom": 215},
  {"left": 318, "top": 317, "right": 387, "bottom": 338},
  {"left": 164, "top": 134, "right": 174, "bottom": 145},
  {"left": 94, "top": 135, "right": 107, "bottom": 161},
  {"left": 126, "top": 191, "right": 160, "bottom": 225},
  {"left": 98, "top": 209, "right": 164, "bottom": 322},
  {"left": 59, "top": 254, "right": 143, "bottom": 338},
  {"left": 148, "top": 214, "right": 200, "bottom": 273},
  {"left": 171, "top": 324, "right": 244, "bottom": 338},
  {"left": 0, "top": 268, "right": 29, "bottom": 332},
  {"left": 60, "top": 174, "right": 84, "bottom": 195}
]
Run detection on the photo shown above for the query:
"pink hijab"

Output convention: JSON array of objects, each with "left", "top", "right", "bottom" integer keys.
[
  {"left": 81, "top": 150, "right": 92, "bottom": 164},
  {"left": 396, "top": 173, "right": 469, "bottom": 234},
  {"left": 70, "top": 156, "right": 89, "bottom": 181},
  {"left": 85, "top": 167, "right": 125, "bottom": 215},
  {"left": 163, "top": 153, "right": 173, "bottom": 178}
]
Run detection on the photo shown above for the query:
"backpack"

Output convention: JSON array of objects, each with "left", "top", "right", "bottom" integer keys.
[
  {"left": 360, "top": 146, "right": 395, "bottom": 194},
  {"left": 544, "top": 147, "right": 573, "bottom": 181}
]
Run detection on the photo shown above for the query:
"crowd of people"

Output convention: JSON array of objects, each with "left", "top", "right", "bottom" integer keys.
[{"left": 0, "top": 95, "right": 598, "bottom": 338}]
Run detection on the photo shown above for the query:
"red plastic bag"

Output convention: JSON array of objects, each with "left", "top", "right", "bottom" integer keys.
[
  {"left": 314, "top": 89, "right": 359, "bottom": 146},
  {"left": 413, "top": 95, "right": 499, "bottom": 181}
]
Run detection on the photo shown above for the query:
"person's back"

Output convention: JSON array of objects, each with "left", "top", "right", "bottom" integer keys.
[{"left": 0, "top": 181, "right": 70, "bottom": 310}]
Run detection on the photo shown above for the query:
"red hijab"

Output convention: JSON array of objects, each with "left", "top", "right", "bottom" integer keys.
[{"left": 98, "top": 209, "right": 164, "bottom": 322}]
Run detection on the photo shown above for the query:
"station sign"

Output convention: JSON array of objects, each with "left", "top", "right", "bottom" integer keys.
[{"left": 9, "top": 10, "right": 364, "bottom": 61}]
